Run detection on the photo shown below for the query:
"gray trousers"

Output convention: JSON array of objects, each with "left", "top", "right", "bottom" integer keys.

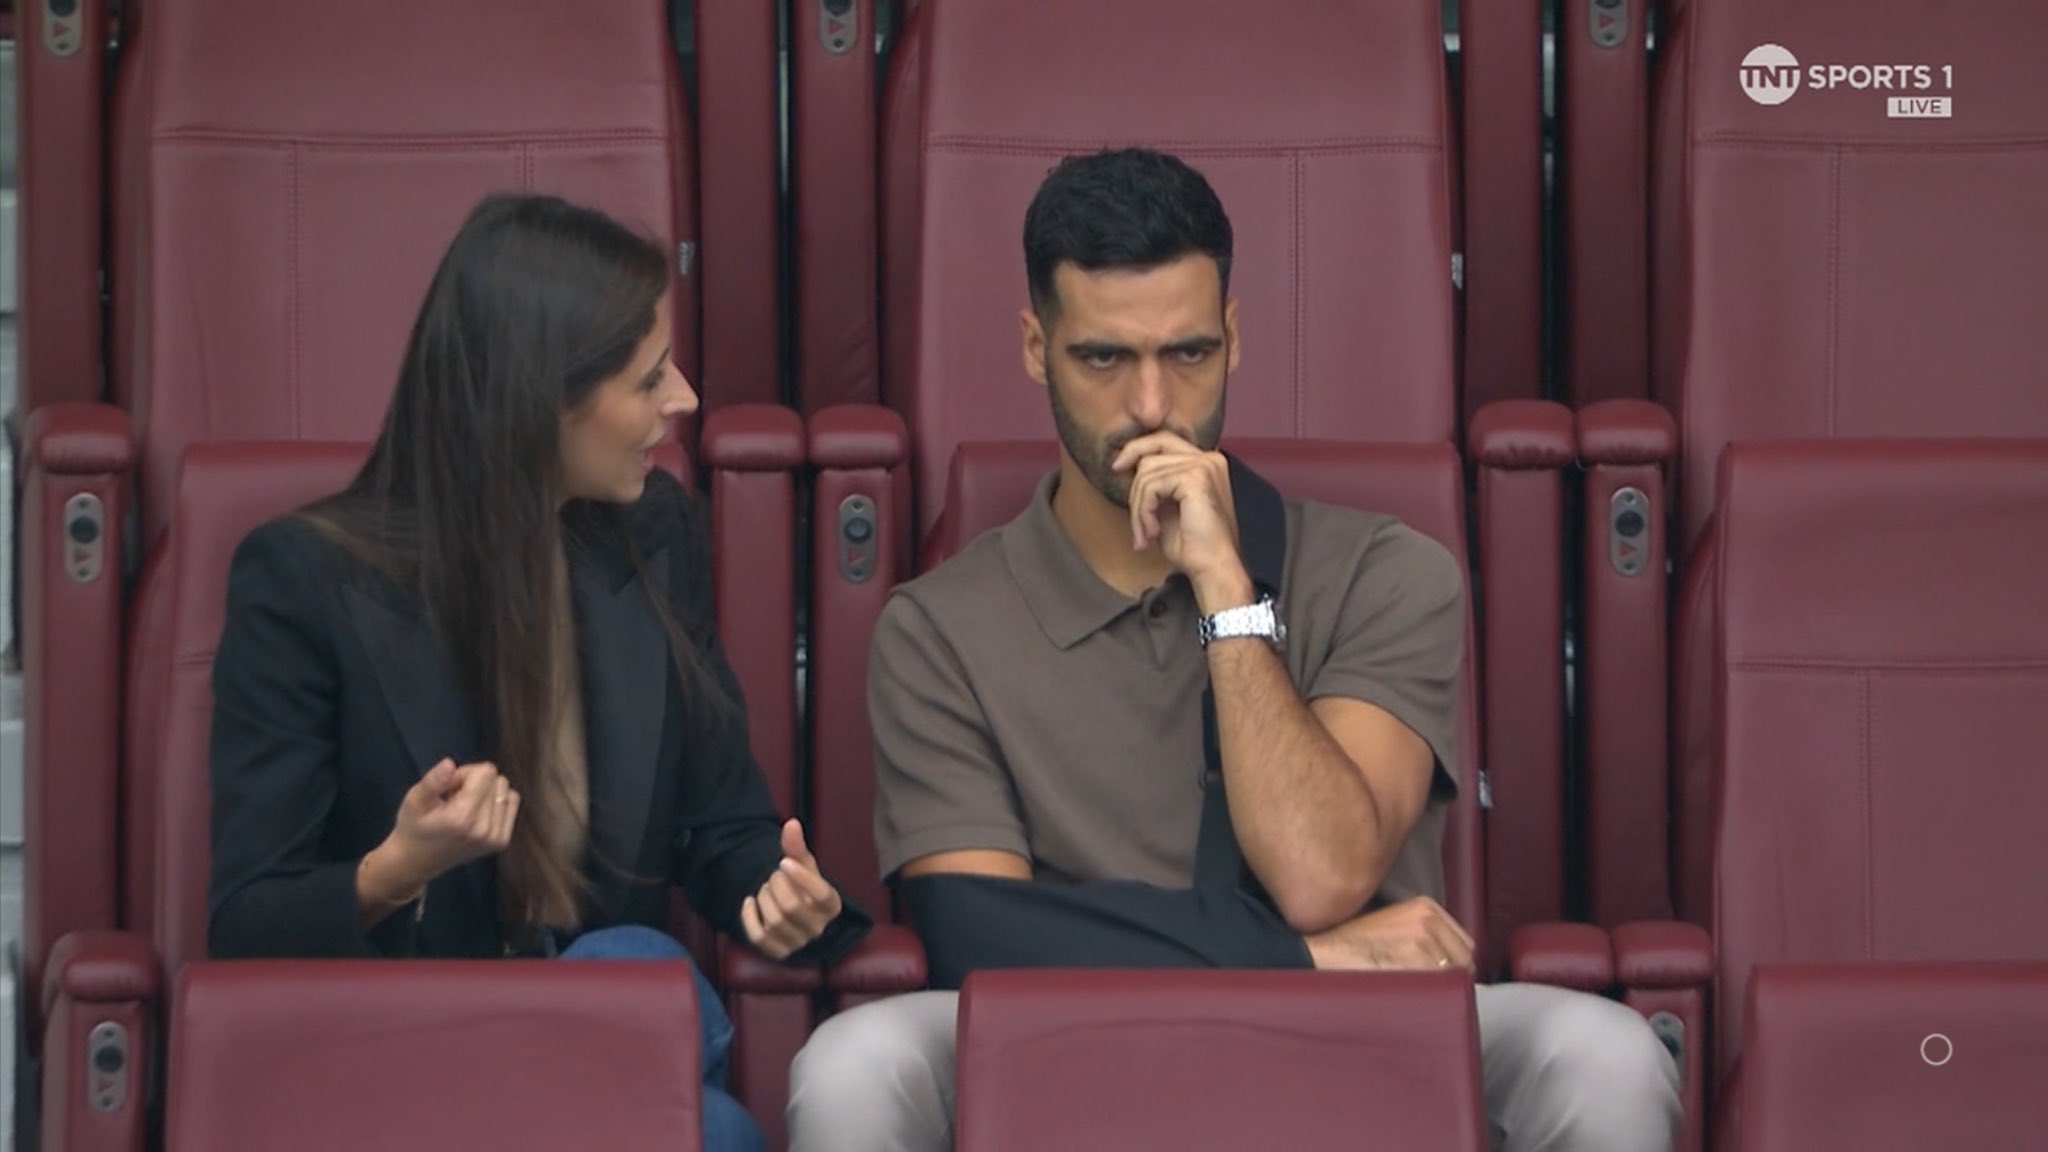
[{"left": 788, "top": 983, "right": 1680, "bottom": 1151}]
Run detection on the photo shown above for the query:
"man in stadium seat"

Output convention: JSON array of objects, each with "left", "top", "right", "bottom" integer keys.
[{"left": 786, "top": 150, "right": 1679, "bottom": 1151}]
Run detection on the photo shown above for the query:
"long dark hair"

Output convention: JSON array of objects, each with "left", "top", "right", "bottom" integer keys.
[{"left": 307, "top": 193, "right": 720, "bottom": 940}]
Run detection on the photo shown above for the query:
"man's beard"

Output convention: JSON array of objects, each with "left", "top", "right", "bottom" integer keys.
[{"left": 1046, "top": 361, "right": 1226, "bottom": 509}]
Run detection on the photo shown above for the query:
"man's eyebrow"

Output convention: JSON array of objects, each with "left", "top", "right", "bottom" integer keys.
[
  {"left": 1064, "top": 339, "right": 1134, "bottom": 359},
  {"left": 1161, "top": 335, "right": 1225, "bottom": 355}
]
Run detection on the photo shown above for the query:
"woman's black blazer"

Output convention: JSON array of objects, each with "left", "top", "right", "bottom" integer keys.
[{"left": 207, "top": 468, "right": 868, "bottom": 962}]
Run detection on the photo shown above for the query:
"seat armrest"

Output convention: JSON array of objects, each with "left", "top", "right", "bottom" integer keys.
[
  {"left": 1576, "top": 398, "right": 1677, "bottom": 467},
  {"left": 1613, "top": 920, "right": 1713, "bottom": 989},
  {"left": 698, "top": 402, "right": 807, "bottom": 818},
  {"left": 39, "top": 930, "right": 158, "bottom": 1152},
  {"left": 701, "top": 402, "right": 805, "bottom": 471},
  {"left": 1574, "top": 398, "right": 1681, "bottom": 926},
  {"left": 805, "top": 403, "right": 912, "bottom": 923},
  {"left": 826, "top": 924, "right": 927, "bottom": 996},
  {"left": 41, "top": 931, "right": 159, "bottom": 1019},
  {"left": 720, "top": 940, "right": 824, "bottom": 996},
  {"left": 1508, "top": 921, "right": 1614, "bottom": 992},
  {"left": 22, "top": 406, "right": 138, "bottom": 1023},
  {"left": 807, "top": 402, "right": 909, "bottom": 470},
  {"left": 1467, "top": 400, "right": 1575, "bottom": 951},
  {"left": 1614, "top": 919, "right": 1712, "bottom": 1151},
  {"left": 1469, "top": 398, "right": 1575, "bottom": 470}
]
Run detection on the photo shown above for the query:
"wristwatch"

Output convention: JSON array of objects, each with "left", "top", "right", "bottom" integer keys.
[{"left": 1197, "top": 593, "right": 1286, "bottom": 649}]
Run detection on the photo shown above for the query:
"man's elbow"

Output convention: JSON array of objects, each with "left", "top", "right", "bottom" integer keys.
[{"left": 1271, "top": 873, "right": 1378, "bottom": 935}]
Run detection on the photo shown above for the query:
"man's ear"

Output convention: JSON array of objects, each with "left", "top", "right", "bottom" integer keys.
[
  {"left": 1224, "top": 298, "right": 1242, "bottom": 373},
  {"left": 1021, "top": 307, "right": 1050, "bottom": 387}
]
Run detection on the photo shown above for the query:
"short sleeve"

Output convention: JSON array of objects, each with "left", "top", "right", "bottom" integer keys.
[
  {"left": 1304, "top": 523, "right": 1467, "bottom": 792},
  {"left": 869, "top": 592, "right": 1032, "bottom": 880}
]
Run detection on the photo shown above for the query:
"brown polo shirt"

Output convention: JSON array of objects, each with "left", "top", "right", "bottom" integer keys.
[{"left": 870, "top": 470, "right": 1464, "bottom": 910}]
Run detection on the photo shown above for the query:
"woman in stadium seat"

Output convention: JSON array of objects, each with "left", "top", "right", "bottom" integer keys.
[{"left": 206, "top": 193, "right": 868, "bottom": 1151}]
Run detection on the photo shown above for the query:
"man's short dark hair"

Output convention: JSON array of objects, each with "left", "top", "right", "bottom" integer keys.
[{"left": 1023, "top": 148, "right": 1234, "bottom": 322}]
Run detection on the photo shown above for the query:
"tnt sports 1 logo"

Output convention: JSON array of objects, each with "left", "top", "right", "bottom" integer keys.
[
  {"left": 1740, "top": 44, "right": 1803, "bottom": 106},
  {"left": 1739, "top": 44, "right": 1955, "bottom": 118}
]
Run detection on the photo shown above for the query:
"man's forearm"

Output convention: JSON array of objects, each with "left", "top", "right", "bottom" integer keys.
[{"left": 1205, "top": 634, "right": 1388, "bottom": 930}]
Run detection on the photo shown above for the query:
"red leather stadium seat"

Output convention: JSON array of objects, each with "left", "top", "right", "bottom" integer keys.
[
  {"left": 1730, "top": 966, "right": 2048, "bottom": 1151},
  {"left": 805, "top": 0, "right": 1571, "bottom": 979},
  {"left": 166, "top": 961, "right": 704, "bottom": 1152},
  {"left": 45, "top": 444, "right": 725, "bottom": 1151},
  {"left": 1707, "top": 440, "right": 2048, "bottom": 1146},
  {"left": 21, "top": 3, "right": 807, "bottom": 1143},
  {"left": 22, "top": 0, "right": 806, "bottom": 1030},
  {"left": 39, "top": 444, "right": 364, "bottom": 1148},
  {"left": 770, "top": 7, "right": 1579, "bottom": 1137},
  {"left": 1577, "top": 0, "right": 2048, "bottom": 939},
  {"left": 956, "top": 969, "right": 1487, "bottom": 1152}
]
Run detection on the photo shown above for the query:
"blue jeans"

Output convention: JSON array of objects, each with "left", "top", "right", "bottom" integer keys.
[{"left": 560, "top": 925, "right": 765, "bottom": 1152}]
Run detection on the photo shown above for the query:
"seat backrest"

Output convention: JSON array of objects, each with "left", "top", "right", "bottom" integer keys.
[
  {"left": 956, "top": 968, "right": 1486, "bottom": 1152},
  {"left": 145, "top": 443, "right": 369, "bottom": 976},
  {"left": 114, "top": 0, "right": 691, "bottom": 544},
  {"left": 1659, "top": 0, "right": 2048, "bottom": 544},
  {"left": 166, "top": 960, "right": 700, "bottom": 1151},
  {"left": 1711, "top": 440, "right": 2048, "bottom": 1076},
  {"left": 881, "top": 0, "right": 1457, "bottom": 538},
  {"left": 1738, "top": 963, "right": 2048, "bottom": 1150},
  {"left": 889, "top": 439, "right": 1484, "bottom": 951}
]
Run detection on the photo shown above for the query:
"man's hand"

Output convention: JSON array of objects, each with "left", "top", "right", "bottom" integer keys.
[
  {"left": 1302, "top": 896, "right": 1475, "bottom": 973},
  {"left": 1111, "top": 433, "right": 1252, "bottom": 611},
  {"left": 742, "top": 819, "right": 845, "bottom": 959}
]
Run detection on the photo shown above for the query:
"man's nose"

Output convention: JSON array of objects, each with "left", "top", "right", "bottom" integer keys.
[{"left": 1127, "top": 358, "right": 1170, "bottom": 428}]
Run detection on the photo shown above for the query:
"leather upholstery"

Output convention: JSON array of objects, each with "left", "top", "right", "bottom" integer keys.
[
  {"left": 1666, "top": 0, "right": 2048, "bottom": 546},
  {"left": 1559, "top": 0, "right": 1653, "bottom": 408},
  {"left": 153, "top": 445, "right": 370, "bottom": 977},
  {"left": 1576, "top": 401, "right": 1678, "bottom": 926},
  {"left": 22, "top": 407, "right": 136, "bottom": 1018},
  {"left": 955, "top": 969, "right": 1486, "bottom": 1151},
  {"left": 1590, "top": 0, "right": 2048, "bottom": 935},
  {"left": 15, "top": 0, "right": 111, "bottom": 414},
  {"left": 112, "top": 0, "right": 692, "bottom": 542},
  {"left": 29, "top": 18, "right": 813, "bottom": 1147},
  {"left": 166, "top": 961, "right": 702, "bottom": 1152},
  {"left": 882, "top": 0, "right": 1458, "bottom": 538},
  {"left": 1456, "top": 0, "right": 1545, "bottom": 417},
  {"left": 694, "top": 0, "right": 782, "bottom": 410},
  {"left": 1711, "top": 440, "right": 2048, "bottom": 1079},
  {"left": 792, "top": 0, "right": 885, "bottom": 413},
  {"left": 1736, "top": 964, "right": 2048, "bottom": 1150}
]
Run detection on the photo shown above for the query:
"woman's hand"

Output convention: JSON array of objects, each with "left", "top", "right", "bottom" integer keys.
[
  {"left": 742, "top": 819, "right": 844, "bottom": 959},
  {"left": 358, "top": 759, "right": 519, "bottom": 915}
]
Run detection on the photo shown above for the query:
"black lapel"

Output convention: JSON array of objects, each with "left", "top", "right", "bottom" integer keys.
[
  {"left": 1192, "top": 454, "right": 1289, "bottom": 893},
  {"left": 343, "top": 586, "right": 484, "bottom": 772},
  {"left": 343, "top": 585, "right": 495, "bottom": 934},
  {"left": 570, "top": 542, "right": 670, "bottom": 913}
]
